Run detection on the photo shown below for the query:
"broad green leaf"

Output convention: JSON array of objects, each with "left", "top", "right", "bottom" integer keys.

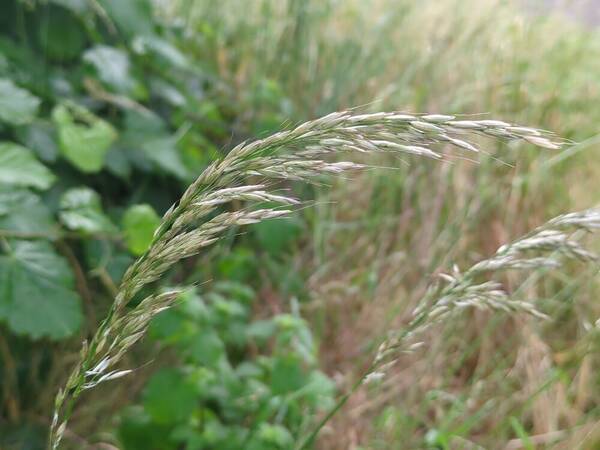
[
  {"left": 118, "top": 407, "right": 174, "bottom": 450},
  {"left": 122, "top": 204, "right": 160, "bottom": 255},
  {"left": 150, "top": 79, "right": 186, "bottom": 107},
  {"left": 246, "top": 319, "right": 277, "bottom": 341},
  {"left": 303, "top": 371, "right": 335, "bottom": 408},
  {"left": 217, "top": 247, "right": 257, "bottom": 283},
  {"left": 132, "top": 36, "right": 189, "bottom": 69},
  {"left": 270, "top": 353, "right": 306, "bottom": 395},
  {"left": 141, "top": 135, "right": 188, "bottom": 180},
  {"left": 98, "top": 0, "right": 154, "bottom": 36},
  {"left": 37, "top": 5, "right": 87, "bottom": 61},
  {"left": 83, "top": 45, "right": 137, "bottom": 94},
  {"left": 0, "top": 78, "right": 40, "bottom": 125},
  {"left": 253, "top": 215, "right": 302, "bottom": 255},
  {"left": 120, "top": 111, "right": 188, "bottom": 179},
  {"left": 83, "top": 239, "right": 132, "bottom": 282},
  {"left": 0, "top": 189, "right": 56, "bottom": 236},
  {"left": 0, "top": 142, "right": 56, "bottom": 190},
  {"left": 59, "top": 187, "right": 117, "bottom": 234},
  {"left": 143, "top": 369, "right": 199, "bottom": 425},
  {"left": 0, "top": 240, "right": 83, "bottom": 339},
  {"left": 0, "top": 54, "right": 7, "bottom": 74},
  {"left": 253, "top": 423, "right": 293, "bottom": 448},
  {"left": 104, "top": 146, "right": 132, "bottom": 179},
  {"left": 213, "top": 281, "right": 255, "bottom": 304},
  {"left": 52, "top": 103, "right": 117, "bottom": 172},
  {"left": 48, "top": 0, "right": 90, "bottom": 16},
  {"left": 148, "top": 307, "right": 188, "bottom": 343},
  {"left": 121, "top": 110, "right": 165, "bottom": 149},
  {"left": 185, "top": 330, "right": 225, "bottom": 368},
  {"left": 16, "top": 121, "right": 59, "bottom": 162}
]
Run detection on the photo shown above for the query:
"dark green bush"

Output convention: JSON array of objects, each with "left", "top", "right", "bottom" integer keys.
[{"left": 0, "top": 1, "right": 329, "bottom": 448}]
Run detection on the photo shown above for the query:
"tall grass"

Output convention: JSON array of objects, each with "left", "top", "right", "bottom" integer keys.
[
  {"left": 49, "top": 111, "right": 557, "bottom": 449},
  {"left": 172, "top": 0, "right": 600, "bottom": 447},
  {"left": 42, "top": 0, "right": 600, "bottom": 447}
]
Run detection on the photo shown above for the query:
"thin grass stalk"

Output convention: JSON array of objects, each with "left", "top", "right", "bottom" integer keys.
[
  {"left": 373, "top": 208, "right": 600, "bottom": 375},
  {"left": 296, "top": 208, "right": 600, "bottom": 449}
]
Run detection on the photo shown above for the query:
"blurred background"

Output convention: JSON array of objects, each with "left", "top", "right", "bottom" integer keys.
[{"left": 0, "top": 0, "right": 599, "bottom": 449}]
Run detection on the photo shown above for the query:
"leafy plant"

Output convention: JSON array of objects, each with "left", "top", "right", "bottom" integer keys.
[
  {"left": 0, "top": 0, "right": 227, "bottom": 344},
  {"left": 0, "top": 1, "right": 236, "bottom": 447},
  {"left": 119, "top": 284, "right": 333, "bottom": 450}
]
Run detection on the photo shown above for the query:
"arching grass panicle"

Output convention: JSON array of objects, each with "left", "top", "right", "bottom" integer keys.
[
  {"left": 373, "top": 208, "right": 600, "bottom": 378},
  {"left": 48, "top": 110, "right": 560, "bottom": 449}
]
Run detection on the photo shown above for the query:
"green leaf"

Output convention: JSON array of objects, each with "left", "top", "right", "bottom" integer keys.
[
  {"left": 104, "top": 146, "right": 132, "bottom": 179},
  {"left": 0, "top": 240, "right": 83, "bottom": 339},
  {"left": 270, "top": 353, "right": 306, "bottom": 395},
  {"left": 37, "top": 5, "right": 87, "bottom": 61},
  {"left": 59, "top": 187, "right": 117, "bottom": 234},
  {"left": 122, "top": 204, "right": 161, "bottom": 255},
  {"left": 148, "top": 307, "right": 188, "bottom": 343},
  {"left": 98, "top": 0, "right": 154, "bottom": 36},
  {"left": 254, "top": 423, "right": 293, "bottom": 448},
  {"left": 217, "top": 247, "right": 257, "bottom": 283},
  {"left": 303, "top": 371, "right": 335, "bottom": 408},
  {"left": 118, "top": 407, "right": 174, "bottom": 450},
  {"left": 185, "top": 330, "right": 225, "bottom": 368},
  {"left": 121, "top": 111, "right": 188, "bottom": 179},
  {"left": 253, "top": 215, "right": 302, "bottom": 255},
  {"left": 0, "top": 189, "right": 57, "bottom": 236},
  {"left": 83, "top": 239, "right": 132, "bottom": 282},
  {"left": 132, "top": 36, "right": 189, "bottom": 69},
  {"left": 0, "top": 142, "right": 56, "bottom": 190},
  {"left": 150, "top": 79, "right": 186, "bottom": 107},
  {"left": 0, "top": 78, "right": 40, "bottom": 125},
  {"left": 16, "top": 121, "right": 59, "bottom": 162},
  {"left": 52, "top": 103, "right": 117, "bottom": 173},
  {"left": 141, "top": 135, "right": 188, "bottom": 180},
  {"left": 246, "top": 319, "right": 277, "bottom": 342},
  {"left": 48, "top": 0, "right": 90, "bottom": 15},
  {"left": 83, "top": 45, "right": 137, "bottom": 94},
  {"left": 143, "top": 368, "right": 199, "bottom": 425}
]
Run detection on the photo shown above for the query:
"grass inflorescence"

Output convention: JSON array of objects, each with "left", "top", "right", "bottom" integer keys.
[{"left": 48, "top": 110, "right": 559, "bottom": 449}]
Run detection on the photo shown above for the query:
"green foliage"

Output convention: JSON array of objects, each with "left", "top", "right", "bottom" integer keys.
[
  {"left": 0, "top": 240, "right": 83, "bottom": 339},
  {"left": 122, "top": 204, "right": 161, "bottom": 255},
  {"left": 52, "top": 103, "right": 118, "bottom": 173},
  {"left": 0, "top": 189, "right": 56, "bottom": 236},
  {"left": 0, "top": 78, "right": 40, "bottom": 125},
  {"left": 59, "top": 187, "right": 116, "bottom": 234},
  {"left": 253, "top": 215, "right": 303, "bottom": 256},
  {"left": 119, "top": 286, "right": 334, "bottom": 450},
  {"left": 83, "top": 46, "right": 140, "bottom": 96},
  {"left": 0, "top": 142, "right": 55, "bottom": 190},
  {"left": 0, "top": 1, "right": 330, "bottom": 448},
  {"left": 0, "top": 0, "right": 229, "bottom": 344},
  {"left": 142, "top": 368, "right": 200, "bottom": 425}
]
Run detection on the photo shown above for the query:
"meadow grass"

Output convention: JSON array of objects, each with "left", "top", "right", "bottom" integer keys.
[
  {"left": 175, "top": 0, "right": 600, "bottom": 448},
  {"left": 49, "top": 109, "right": 558, "bottom": 449},
  {"left": 45, "top": 0, "right": 600, "bottom": 448}
]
